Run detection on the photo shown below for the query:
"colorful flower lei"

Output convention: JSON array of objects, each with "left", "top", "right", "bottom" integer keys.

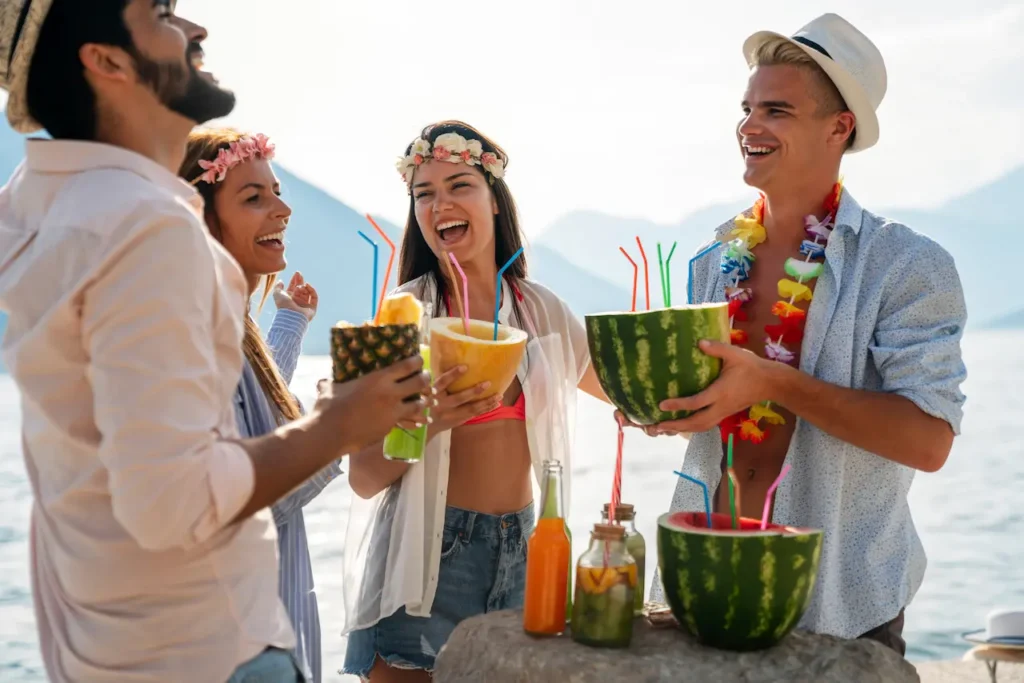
[
  {"left": 191, "top": 133, "right": 276, "bottom": 185},
  {"left": 396, "top": 132, "right": 507, "bottom": 188},
  {"left": 718, "top": 180, "right": 843, "bottom": 444}
]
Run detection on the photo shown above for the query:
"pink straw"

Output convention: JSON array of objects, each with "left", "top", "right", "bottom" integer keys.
[
  {"left": 760, "top": 464, "right": 792, "bottom": 530},
  {"left": 446, "top": 252, "right": 471, "bottom": 335}
]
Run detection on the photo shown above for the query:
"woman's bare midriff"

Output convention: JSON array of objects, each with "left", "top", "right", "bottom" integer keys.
[{"left": 445, "top": 380, "right": 534, "bottom": 515}]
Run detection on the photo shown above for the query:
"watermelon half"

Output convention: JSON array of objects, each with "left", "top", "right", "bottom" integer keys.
[
  {"left": 584, "top": 304, "right": 730, "bottom": 425},
  {"left": 657, "top": 511, "right": 823, "bottom": 651}
]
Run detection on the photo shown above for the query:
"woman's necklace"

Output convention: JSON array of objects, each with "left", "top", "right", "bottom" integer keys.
[{"left": 717, "top": 180, "right": 843, "bottom": 444}]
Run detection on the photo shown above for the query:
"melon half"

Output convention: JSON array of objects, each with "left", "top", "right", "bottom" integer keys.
[{"left": 428, "top": 317, "right": 528, "bottom": 399}]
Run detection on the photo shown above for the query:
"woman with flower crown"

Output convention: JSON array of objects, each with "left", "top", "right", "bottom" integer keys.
[
  {"left": 180, "top": 128, "right": 342, "bottom": 683},
  {"left": 342, "top": 121, "right": 609, "bottom": 681}
]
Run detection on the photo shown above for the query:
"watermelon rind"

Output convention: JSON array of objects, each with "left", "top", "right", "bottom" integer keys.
[
  {"left": 656, "top": 511, "right": 823, "bottom": 651},
  {"left": 584, "top": 303, "right": 730, "bottom": 425}
]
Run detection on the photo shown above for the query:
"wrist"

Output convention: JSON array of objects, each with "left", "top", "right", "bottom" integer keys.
[{"left": 763, "top": 360, "right": 801, "bottom": 408}]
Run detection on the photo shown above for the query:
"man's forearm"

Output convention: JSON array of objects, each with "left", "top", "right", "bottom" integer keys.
[
  {"left": 770, "top": 363, "right": 954, "bottom": 472},
  {"left": 231, "top": 411, "right": 348, "bottom": 523}
]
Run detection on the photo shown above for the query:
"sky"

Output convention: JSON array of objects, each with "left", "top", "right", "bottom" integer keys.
[{"left": 42, "top": 1, "right": 1024, "bottom": 236}]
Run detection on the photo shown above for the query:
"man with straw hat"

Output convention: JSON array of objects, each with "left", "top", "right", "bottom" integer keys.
[
  {"left": 0, "top": 1, "right": 431, "bottom": 681},
  {"left": 634, "top": 14, "right": 968, "bottom": 655}
]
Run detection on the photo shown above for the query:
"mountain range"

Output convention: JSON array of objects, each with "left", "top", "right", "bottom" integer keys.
[{"left": 0, "top": 122, "right": 1020, "bottom": 362}]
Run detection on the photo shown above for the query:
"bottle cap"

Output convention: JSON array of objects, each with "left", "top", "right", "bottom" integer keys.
[
  {"left": 592, "top": 523, "right": 626, "bottom": 540},
  {"left": 601, "top": 503, "right": 635, "bottom": 521}
]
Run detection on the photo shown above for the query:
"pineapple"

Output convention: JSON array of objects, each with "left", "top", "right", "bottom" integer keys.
[
  {"left": 330, "top": 316, "right": 420, "bottom": 383},
  {"left": 377, "top": 293, "right": 424, "bottom": 326}
]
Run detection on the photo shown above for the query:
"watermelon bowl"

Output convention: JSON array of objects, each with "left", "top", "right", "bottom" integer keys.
[
  {"left": 657, "top": 511, "right": 824, "bottom": 651},
  {"left": 584, "top": 303, "right": 730, "bottom": 426},
  {"left": 428, "top": 318, "right": 528, "bottom": 400}
]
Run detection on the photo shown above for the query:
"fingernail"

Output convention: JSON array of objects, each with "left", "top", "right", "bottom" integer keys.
[
  {"left": 426, "top": 417, "right": 434, "bottom": 424},
  {"left": 431, "top": 387, "right": 438, "bottom": 396},
  {"left": 482, "top": 381, "right": 491, "bottom": 388}
]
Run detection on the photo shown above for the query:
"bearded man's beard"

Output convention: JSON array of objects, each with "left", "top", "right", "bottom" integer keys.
[{"left": 129, "top": 43, "right": 236, "bottom": 124}]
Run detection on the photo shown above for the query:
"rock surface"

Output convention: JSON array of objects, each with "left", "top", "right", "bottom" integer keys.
[{"left": 433, "top": 609, "right": 920, "bottom": 683}]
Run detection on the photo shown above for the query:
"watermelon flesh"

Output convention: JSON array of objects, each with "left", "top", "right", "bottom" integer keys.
[
  {"left": 656, "top": 511, "right": 823, "bottom": 651},
  {"left": 584, "top": 304, "right": 730, "bottom": 426}
]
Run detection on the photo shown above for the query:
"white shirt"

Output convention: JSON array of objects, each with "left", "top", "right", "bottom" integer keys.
[
  {"left": 652, "top": 188, "right": 968, "bottom": 638},
  {"left": 0, "top": 140, "right": 295, "bottom": 682},
  {"left": 343, "top": 274, "right": 590, "bottom": 632}
]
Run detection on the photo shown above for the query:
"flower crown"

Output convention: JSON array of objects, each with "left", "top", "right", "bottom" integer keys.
[
  {"left": 396, "top": 132, "right": 506, "bottom": 188},
  {"left": 191, "top": 133, "right": 276, "bottom": 185}
]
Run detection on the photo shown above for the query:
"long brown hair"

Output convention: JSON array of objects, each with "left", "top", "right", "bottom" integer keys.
[
  {"left": 179, "top": 127, "right": 302, "bottom": 423},
  {"left": 397, "top": 121, "right": 528, "bottom": 325}
]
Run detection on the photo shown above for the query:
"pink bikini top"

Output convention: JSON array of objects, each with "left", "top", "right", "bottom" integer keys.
[{"left": 443, "top": 280, "right": 528, "bottom": 425}]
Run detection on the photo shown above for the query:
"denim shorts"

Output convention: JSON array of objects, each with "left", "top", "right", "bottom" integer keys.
[{"left": 343, "top": 503, "right": 535, "bottom": 679}]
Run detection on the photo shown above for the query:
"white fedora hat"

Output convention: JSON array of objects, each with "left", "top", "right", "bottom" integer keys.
[
  {"left": 0, "top": 0, "right": 57, "bottom": 133},
  {"left": 742, "top": 13, "right": 887, "bottom": 153},
  {"left": 963, "top": 608, "right": 1024, "bottom": 650}
]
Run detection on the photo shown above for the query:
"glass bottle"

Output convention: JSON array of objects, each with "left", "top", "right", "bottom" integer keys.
[
  {"left": 523, "top": 461, "right": 571, "bottom": 636},
  {"left": 602, "top": 503, "right": 646, "bottom": 616},
  {"left": 570, "top": 523, "right": 636, "bottom": 648}
]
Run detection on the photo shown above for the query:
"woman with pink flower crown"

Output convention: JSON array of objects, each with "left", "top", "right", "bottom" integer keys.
[{"left": 341, "top": 120, "right": 610, "bottom": 682}]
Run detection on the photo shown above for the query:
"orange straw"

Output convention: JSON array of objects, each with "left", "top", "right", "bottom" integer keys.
[
  {"left": 365, "top": 214, "right": 396, "bottom": 324},
  {"left": 619, "top": 246, "right": 638, "bottom": 313},
  {"left": 635, "top": 236, "right": 650, "bottom": 310}
]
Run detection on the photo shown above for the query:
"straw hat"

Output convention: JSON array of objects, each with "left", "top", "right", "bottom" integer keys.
[
  {"left": 742, "top": 13, "right": 887, "bottom": 153},
  {"left": 0, "top": 0, "right": 56, "bottom": 133}
]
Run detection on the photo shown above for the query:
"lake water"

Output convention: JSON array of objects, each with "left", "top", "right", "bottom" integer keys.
[{"left": 0, "top": 330, "right": 1021, "bottom": 681}]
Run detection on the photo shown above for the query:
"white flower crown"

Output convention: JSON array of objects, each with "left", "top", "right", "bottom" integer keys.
[{"left": 396, "top": 132, "right": 507, "bottom": 188}]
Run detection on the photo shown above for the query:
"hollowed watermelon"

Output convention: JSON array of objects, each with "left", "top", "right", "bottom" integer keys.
[
  {"left": 656, "top": 511, "right": 823, "bottom": 651},
  {"left": 584, "top": 304, "right": 730, "bottom": 425}
]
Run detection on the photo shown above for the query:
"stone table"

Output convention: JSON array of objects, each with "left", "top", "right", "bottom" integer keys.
[{"left": 433, "top": 609, "right": 920, "bottom": 683}]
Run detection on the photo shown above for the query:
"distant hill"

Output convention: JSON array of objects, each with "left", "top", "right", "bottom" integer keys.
[
  {"left": 0, "top": 127, "right": 628, "bottom": 359},
  {"left": 534, "top": 169, "right": 1024, "bottom": 327}
]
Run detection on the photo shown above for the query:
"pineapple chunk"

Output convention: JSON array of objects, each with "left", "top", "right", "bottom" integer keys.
[{"left": 377, "top": 293, "right": 423, "bottom": 326}]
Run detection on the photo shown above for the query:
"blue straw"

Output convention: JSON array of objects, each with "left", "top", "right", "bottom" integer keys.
[
  {"left": 687, "top": 242, "right": 722, "bottom": 305},
  {"left": 493, "top": 246, "right": 525, "bottom": 340},
  {"left": 357, "top": 230, "right": 379, "bottom": 321},
  {"left": 673, "top": 471, "right": 713, "bottom": 528}
]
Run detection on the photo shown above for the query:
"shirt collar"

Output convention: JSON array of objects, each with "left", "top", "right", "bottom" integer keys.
[
  {"left": 24, "top": 139, "right": 202, "bottom": 210},
  {"left": 713, "top": 185, "right": 866, "bottom": 242}
]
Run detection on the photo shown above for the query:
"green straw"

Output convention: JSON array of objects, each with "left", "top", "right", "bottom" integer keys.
[
  {"left": 727, "top": 433, "right": 737, "bottom": 529},
  {"left": 657, "top": 242, "right": 667, "bottom": 307},
  {"left": 665, "top": 242, "right": 677, "bottom": 306}
]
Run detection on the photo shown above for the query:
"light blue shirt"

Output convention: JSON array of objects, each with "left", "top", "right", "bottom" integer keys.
[
  {"left": 652, "top": 188, "right": 968, "bottom": 639},
  {"left": 234, "top": 308, "right": 342, "bottom": 683}
]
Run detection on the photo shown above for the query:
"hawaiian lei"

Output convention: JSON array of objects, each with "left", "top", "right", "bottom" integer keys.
[{"left": 718, "top": 180, "right": 844, "bottom": 445}]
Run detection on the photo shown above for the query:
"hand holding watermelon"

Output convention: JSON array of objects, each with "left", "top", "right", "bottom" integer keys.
[{"left": 644, "top": 340, "right": 778, "bottom": 437}]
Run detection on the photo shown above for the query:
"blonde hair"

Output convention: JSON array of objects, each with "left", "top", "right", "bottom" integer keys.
[
  {"left": 179, "top": 127, "right": 302, "bottom": 424},
  {"left": 751, "top": 37, "right": 856, "bottom": 148}
]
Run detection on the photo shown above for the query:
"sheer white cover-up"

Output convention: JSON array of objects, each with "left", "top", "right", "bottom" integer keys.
[{"left": 341, "top": 274, "right": 590, "bottom": 634}]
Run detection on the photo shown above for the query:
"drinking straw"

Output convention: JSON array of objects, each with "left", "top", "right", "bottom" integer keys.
[
  {"left": 610, "top": 422, "right": 624, "bottom": 520},
  {"left": 727, "top": 469, "right": 741, "bottom": 531},
  {"left": 635, "top": 236, "right": 650, "bottom": 310},
  {"left": 365, "top": 214, "right": 396, "bottom": 325},
  {"left": 356, "top": 230, "right": 379, "bottom": 321},
  {"left": 672, "top": 471, "right": 713, "bottom": 529},
  {"left": 493, "top": 246, "right": 525, "bottom": 340},
  {"left": 619, "top": 246, "right": 638, "bottom": 312},
  {"left": 446, "top": 252, "right": 471, "bottom": 335},
  {"left": 657, "top": 242, "right": 667, "bottom": 307},
  {"left": 760, "top": 464, "right": 792, "bottom": 530},
  {"left": 664, "top": 241, "right": 677, "bottom": 306},
  {"left": 687, "top": 243, "right": 722, "bottom": 305},
  {"left": 726, "top": 433, "right": 737, "bottom": 529}
]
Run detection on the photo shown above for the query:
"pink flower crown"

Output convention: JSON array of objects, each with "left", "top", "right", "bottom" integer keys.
[
  {"left": 396, "top": 132, "right": 507, "bottom": 189},
  {"left": 191, "top": 133, "right": 276, "bottom": 185}
]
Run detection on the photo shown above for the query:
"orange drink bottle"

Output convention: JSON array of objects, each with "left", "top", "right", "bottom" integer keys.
[{"left": 523, "top": 461, "right": 570, "bottom": 636}]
